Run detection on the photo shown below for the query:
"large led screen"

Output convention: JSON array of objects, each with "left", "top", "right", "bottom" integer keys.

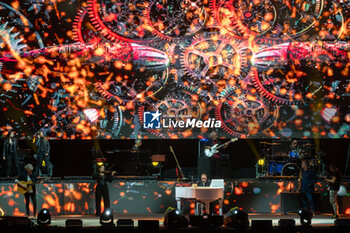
[{"left": 0, "top": 0, "right": 349, "bottom": 139}]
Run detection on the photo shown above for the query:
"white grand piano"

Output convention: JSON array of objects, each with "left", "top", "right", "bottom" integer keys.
[{"left": 175, "top": 180, "right": 224, "bottom": 215}]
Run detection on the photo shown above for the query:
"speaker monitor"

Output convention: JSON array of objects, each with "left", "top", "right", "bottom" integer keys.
[
  {"left": 251, "top": 220, "right": 272, "bottom": 231},
  {"left": 209, "top": 215, "right": 224, "bottom": 227},
  {"left": 278, "top": 219, "right": 295, "bottom": 228},
  {"left": 335, "top": 219, "right": 350, "bottom": 227},
  {"left": 117, "top": 219, "right": 134, "bottom": 229},
  {"left": 189, "top": 215, "right": 203, "bottom": 227},
  {"left": 0, "top": 216, "right": 33, "bottom": 227},
  {"left": 65, "top": 219, "right": 83, "bottom": 228},
  {"left": 138, "top": 220, "right": 159, "bottom": 232}
]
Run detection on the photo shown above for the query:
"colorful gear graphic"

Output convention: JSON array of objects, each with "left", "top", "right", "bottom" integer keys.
[
  {"left": 215, "top": 86, "right": 279, "bottom": 137},
  {"left": 181, "top": 32, "right": 249, "bottom": 81},
  {"left": 211, "top": 0, "right": 277, "bottom": 38},
  {"left": 95, "top": 67, "right": 169, "bottom": 104},
  {"left": 250, "top": 67, "right": 324, "bottom": 105},
  {"left": 98, "top": 105, "right": 123, "bottom": 138},
  {"left": 87, "top": 0, "right": 157, "bottom": 42},
  {"left": 73, "top": 8, "right": 105, "bottom": 44},
  {"left": 0, "top": 21, "right": 27, "bottom": 102},
  {"left": 271, "top": 0, "right": 324, "bottom": 38},
  {"left": 145, "top": 0, "right": 208, "bottom": 41},
  {"left": 138, "top": 89, "right": 203, "bottom": 138}
]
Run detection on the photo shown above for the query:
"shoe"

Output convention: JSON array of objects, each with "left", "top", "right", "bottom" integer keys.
[{"left": 332, "top": 214, "right": 339, "bottom": 218}]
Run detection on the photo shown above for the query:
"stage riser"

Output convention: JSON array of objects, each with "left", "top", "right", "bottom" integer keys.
[{"left": 0, "top": 180, "right": 349, "bottom": 215}]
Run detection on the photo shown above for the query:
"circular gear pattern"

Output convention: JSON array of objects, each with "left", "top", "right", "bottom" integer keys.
[
  {"left": 211, "top": 0, "right": 277, "bottom": 38},
  {"left": 87, "top": 0, "right": 156, "bottom": 42},
  {"left": 271, "top": 0, "right": 324, "bottom": 38},
  {"left": 94, "top": 67, "right": 169, "bottom": 104},
  {"left": 216, "top": 86, "right": 279, "bottom": 137},
  {"left": 181, "top": 33, "right": 249, "bottom": 80},
  {"left": 138, "top": 89, "right": 203, "bottom": 138},
  {"left": 250, "top": 65, "right": 325, "bottom": 105},
  {"left": 146, "top": 0, "right": 208, "bottom": 41},
  {"left": 73, "top": 8, "right": 106, "bottom": 44}
]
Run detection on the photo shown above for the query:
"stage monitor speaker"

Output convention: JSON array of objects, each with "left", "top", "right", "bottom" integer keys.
[
  {"left": 138, "top": 220, "right": 159, "bottom": 232},
  {"left": 335, "top": 219, "right": 350, "bottom": 227},
  {"left": 65, "top": 219, "right": 83, "bottom": 228},
  {"left": 189, "top": 215, "right": 203, "bottom": 227},
  {"left": 278, "top": 219, "right": 295, "bottom": 228},
  {"left": 209, "top": 215, "right": 224, "bottom": 227},
  {"left": 0, "top": 216, "right": 33, "bottom": 227},
  {"left": 251, "top": 220, "right": 272, "bottom": 231},
  {"left": 117, "top": 219, "right": 134, "bottom": 229}
]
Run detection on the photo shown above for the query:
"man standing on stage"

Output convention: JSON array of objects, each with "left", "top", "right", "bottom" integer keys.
[
  {"left": 15, "top": 164, "right": 37, "bottom": 217},
  {"left": 3, "top": 131, "right": 20, "bottom": 177},
  {"left": 93, "top": 159, "right": 116, "bottom": 216},
  {"left": 35, "top": 131, "right": 50, "bottom": 177},
  {"left": 299, "top": 159, "right": 317, "bottom": 214},
  {"left": 325, "top": 163, "right": 341, "bottom": 218}
]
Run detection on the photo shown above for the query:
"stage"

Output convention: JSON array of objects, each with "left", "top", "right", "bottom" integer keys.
[
  {"left": 30, "top": 213, "right": 347, "bottom": 227},
  {"left": 1, "top": 213, "right": 350, "bottom": 232}
]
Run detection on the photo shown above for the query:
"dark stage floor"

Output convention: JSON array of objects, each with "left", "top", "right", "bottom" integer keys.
[{"left": 2, "top": 213, "right": 350, "bottom": 232}]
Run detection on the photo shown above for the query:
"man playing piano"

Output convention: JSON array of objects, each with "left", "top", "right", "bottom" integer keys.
[{"left": 197, "top": 173, "right": 211, "bottom": 187}]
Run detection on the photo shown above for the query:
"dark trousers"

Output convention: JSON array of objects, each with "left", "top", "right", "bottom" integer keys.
[
  {"left": 24, "top": 192, "right": 37, "bottom": 216},
  {"left": 6, "top": 152, "right": 20, "bottom": 177},
  {"left": 95, "top": 184, "right": 110, "bottom": 215},
  {"left": 35, "top": 153, "right": 50, "bottom": 176},
  {"left": 300, "top": 191, "right": 315, "bottom": 213}
]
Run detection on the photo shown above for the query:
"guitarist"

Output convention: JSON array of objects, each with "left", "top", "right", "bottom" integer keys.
[
  {"left": 15, "top": 164, "right": 37, "bottom": 217},
  {"left": 200, "top": 131, "right": 229, "bottom": 178},
  {"left": 204, "top": 131, "right": 221, "bottom": 159}
]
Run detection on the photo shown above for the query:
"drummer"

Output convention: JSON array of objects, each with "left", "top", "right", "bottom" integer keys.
[{"left": 289, "top": 139, "right": 302, "bottom": 160}]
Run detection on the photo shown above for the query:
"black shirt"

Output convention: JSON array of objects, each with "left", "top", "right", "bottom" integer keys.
[
  {"left": 197, "top": 180, "right": 211, "bottom": 187},
  {"left": 329, "top": 170, "right": 341, "bottom": 191}
]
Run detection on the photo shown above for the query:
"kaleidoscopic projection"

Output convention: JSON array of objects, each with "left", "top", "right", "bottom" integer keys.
[{"left": 0, "top": 0, "right": 349, "bottom": 139}]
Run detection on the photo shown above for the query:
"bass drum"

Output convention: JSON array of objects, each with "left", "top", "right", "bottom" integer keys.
[{"left": 282, "top": 163, "right": 300, "bottom": 176}]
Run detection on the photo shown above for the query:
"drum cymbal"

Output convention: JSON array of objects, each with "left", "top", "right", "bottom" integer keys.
[{"left": 260, "top": 141, "right": 281, "bottom": 145}]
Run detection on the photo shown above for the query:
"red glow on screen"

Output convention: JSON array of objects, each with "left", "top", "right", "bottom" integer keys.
[{"left": 345, "top": 208, "right": 350, "bottom": 215}]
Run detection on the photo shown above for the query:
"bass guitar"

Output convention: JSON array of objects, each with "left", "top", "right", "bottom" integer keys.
[{"left": 204, "top": 138, "right": 238, "bottom": 157}]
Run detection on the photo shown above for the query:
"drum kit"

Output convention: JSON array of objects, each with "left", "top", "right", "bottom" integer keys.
[{"left": 258, "top": 141, "right": 324, "bottom": 177}]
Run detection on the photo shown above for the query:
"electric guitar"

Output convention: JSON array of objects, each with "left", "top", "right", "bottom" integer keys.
[{"left": 204, "top": 138, "right": 238, "bottom": 157}]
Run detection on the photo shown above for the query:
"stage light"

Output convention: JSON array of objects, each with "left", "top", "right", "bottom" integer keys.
[
  {"left": 224, "top": 207, "right": 249, "bottom": 229},
  {"left": 100, "top": 208, "right": 114, "bottom": 226},
  {"left": 37, "top": 208, "right": 51, "bottom": 226},
  {"left": 152, "top": 162, "right": 159, "bottom": 167},
  {"left": 298, "top": 209, "right": 313, "bottom": 226},
  {"left": 96, "top": 161, "right": 104, "bottom": 166},
  {"left": 258, "top": 159, "right": 265, "bottom": 166},
  {"left": 163, "top": 207, "right": 188, "bottom": 229}
]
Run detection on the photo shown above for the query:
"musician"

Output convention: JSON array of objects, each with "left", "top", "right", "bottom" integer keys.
[
  {"left": 15, "top": 164, "right": 37, "bottom": 217},
  {"left": 3, "top": 131, "right": 20, "bottom": 177},
  {"left": 132, "top": 139, "right": 142, "bottom": 152},
  {"left": 197, "top": 173, "right": 211, "bottom": 187},
  {"left": 289, "top": 139, "right": 301, "bottom": 160},
  {"left": 200, "top": 131, "right": 229, "bottom": 178},
  {"left": 93, "top": 158, "right": 116, "bottom": 216},
  {"left": 34, "top": 131, "right": 50, "bottom": 177},
  {"left": 325, "top": 163, "right": 341, "bottom": 218},
  {"left": 204, "top": 131, "right": 220, "bottom": 159},
  {"left": 299, "top": 159, "right": 317, "bottom": 214}
]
